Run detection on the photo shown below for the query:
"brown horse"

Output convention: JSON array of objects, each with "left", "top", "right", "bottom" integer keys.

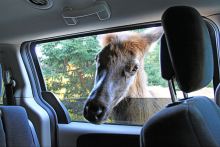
[{"left": 83, "top": 27, "right": 166, "bottom": 124}]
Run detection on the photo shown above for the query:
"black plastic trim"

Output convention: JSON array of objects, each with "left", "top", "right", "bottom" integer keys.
[
  {"left": 42, "top": 91, "right": 71, "bottom": 124},
  {"left": 77, "top": 133, "right": 140, "bottom": 147}
]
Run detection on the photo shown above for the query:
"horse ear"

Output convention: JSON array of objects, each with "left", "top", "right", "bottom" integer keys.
[
  {"left": 142, "top": 26, "right": 164, "bottom": 49},
  {"left": 97, "top": 34, "right": 106, "bottom": 48},
  {"left": 97, "top": 33, "right": 116, "bottom": 48}
]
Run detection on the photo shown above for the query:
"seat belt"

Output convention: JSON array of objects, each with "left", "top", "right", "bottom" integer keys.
[{"left": 0, "top": 51, "right": 16, "bottom": 105}]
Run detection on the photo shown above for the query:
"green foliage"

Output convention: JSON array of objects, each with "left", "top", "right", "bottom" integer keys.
[
  {"left": 207, "top": 81, "right": 213, "bottom": 88},
  {"left": 37, "top": 36, "right": 100, "bottom": 98},
  {"left": 144, "top": 41, "right": 168, "bottom": 87},
  {"left": 0, "top": 83, "right": 4, "bottom": 104}
]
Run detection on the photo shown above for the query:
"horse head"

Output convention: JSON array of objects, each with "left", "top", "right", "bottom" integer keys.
[{"left": 83, "top": 27, "right": 163, "bottom": 124}]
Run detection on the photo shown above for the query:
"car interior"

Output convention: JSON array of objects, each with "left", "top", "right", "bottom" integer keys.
[{"left": 0, "top": 0, "right": 220, "bottom": 147}]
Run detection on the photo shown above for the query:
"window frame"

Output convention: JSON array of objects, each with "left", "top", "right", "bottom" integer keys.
[
  {"left": 28, "top": 19, "right": 220, "bottom": 125},
  {"left": 30, "top": 21, "right": 162, "bottom": 125}
]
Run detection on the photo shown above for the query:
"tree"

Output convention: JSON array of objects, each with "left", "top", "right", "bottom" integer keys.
[
  {"left": 144, "top": 41, "right": 167, "bottom": 87},
  {"left": 37, "top": 36, "right": 100, "bottom": 98}
]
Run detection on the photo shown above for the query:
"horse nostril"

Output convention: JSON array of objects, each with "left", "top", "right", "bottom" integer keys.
[
  {"left": 96, "top": 109, "right": 102, "bottom": 115},
  {"left": 92, "top": 109, "right": 103, "bottom": 120},
  {"left": 89, "top": 106, "right": 103, "bottom": 117},
  {"left": 84, "top": 103, "right": 105, "bottom": 122}
]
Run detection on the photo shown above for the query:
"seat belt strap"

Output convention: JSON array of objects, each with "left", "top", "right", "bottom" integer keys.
[
  {"left": 0, "top": 52, "right": 16, "bottom": 105},
  {"left": 5, "top": 84, "right": 15, "bottom": 105}
]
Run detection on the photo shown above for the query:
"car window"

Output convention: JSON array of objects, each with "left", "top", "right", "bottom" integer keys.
[
  {"left": 0, "top": 82, "right": 4, "bottom": 105},
  {"left": 35, "top": 27, "right": 214, "bottom": 125},
  {"left": 0, "top": 66, "right": 4, "bottom": 105}
]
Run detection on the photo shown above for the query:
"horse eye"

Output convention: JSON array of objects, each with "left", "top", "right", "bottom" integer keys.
[{"left": 132, "top": 65, "right": 139, "bottom": 72}]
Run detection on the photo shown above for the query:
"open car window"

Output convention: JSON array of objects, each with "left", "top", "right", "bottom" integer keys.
[{"left": 35, "top": 26, "right": 214, "bottom": 125}]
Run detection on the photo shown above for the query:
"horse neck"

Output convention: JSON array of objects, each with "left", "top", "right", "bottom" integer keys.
[{"left": 128, "top": 58, "right": 148, "bottom": 98}]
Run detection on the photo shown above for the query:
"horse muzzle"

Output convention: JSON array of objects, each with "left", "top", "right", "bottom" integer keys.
[{"left": 83, "top": 99, "right": 108, "bottom": 124}]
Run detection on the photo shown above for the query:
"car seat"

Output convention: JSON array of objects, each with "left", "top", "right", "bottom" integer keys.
[
  {"left": 0, "top": 64, "right": 39, "bottom": 147},
  {"left": 140, "top": 6, "right": 220, "bottom": 147}
]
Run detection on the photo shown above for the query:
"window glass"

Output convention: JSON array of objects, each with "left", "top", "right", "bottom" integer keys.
[
  {"left": 36, "top": 27, "right": 214, "bottom": 125},
  {"left": 0, "top": 81, "right": 4, "bottom": 105},
  {"left": 176, "top": 81, "right": 214, "bottom": 99},
  {"left": 0, "top": 66, "right": 4, "bottom": 105}
]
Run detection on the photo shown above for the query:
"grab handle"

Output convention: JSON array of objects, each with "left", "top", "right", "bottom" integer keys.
[{"left": 61, "top": 1, "right": 111, "bottom": 25}]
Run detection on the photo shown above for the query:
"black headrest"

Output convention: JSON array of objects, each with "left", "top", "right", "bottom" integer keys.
[
  {"left": 161, "top": 6, "right": 213, "bottom": 93},
  {"left": 160, "top": 35, "right": 175, "bottom": 81}
]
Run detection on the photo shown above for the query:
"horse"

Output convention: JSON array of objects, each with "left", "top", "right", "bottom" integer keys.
[{"left": 83, "top": 27, "right": 169, "bottom": 124}]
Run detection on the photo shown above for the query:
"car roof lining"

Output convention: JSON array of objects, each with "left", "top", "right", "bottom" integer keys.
[{"left": 0, "top": 0, "right": 219, "bottom": 44}]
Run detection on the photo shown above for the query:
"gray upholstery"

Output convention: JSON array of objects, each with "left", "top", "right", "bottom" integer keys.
[
  {"left": 29, "top": 120, "right": 40, "bottom": 147},
  {"left": 141, "top": 97, "right": 220, "bottom": 147},
  {"left": 140, "top": 6, "right": 218, "bottom": 147},
  {"left": 0, "top": 63, "right": 39, "bottom": 146},
  {"left": 0, "top": 114, "right": 6, "bottom": 147},
  {"left": 0, "top": 106, "right": 37, "bottom": 147}
]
